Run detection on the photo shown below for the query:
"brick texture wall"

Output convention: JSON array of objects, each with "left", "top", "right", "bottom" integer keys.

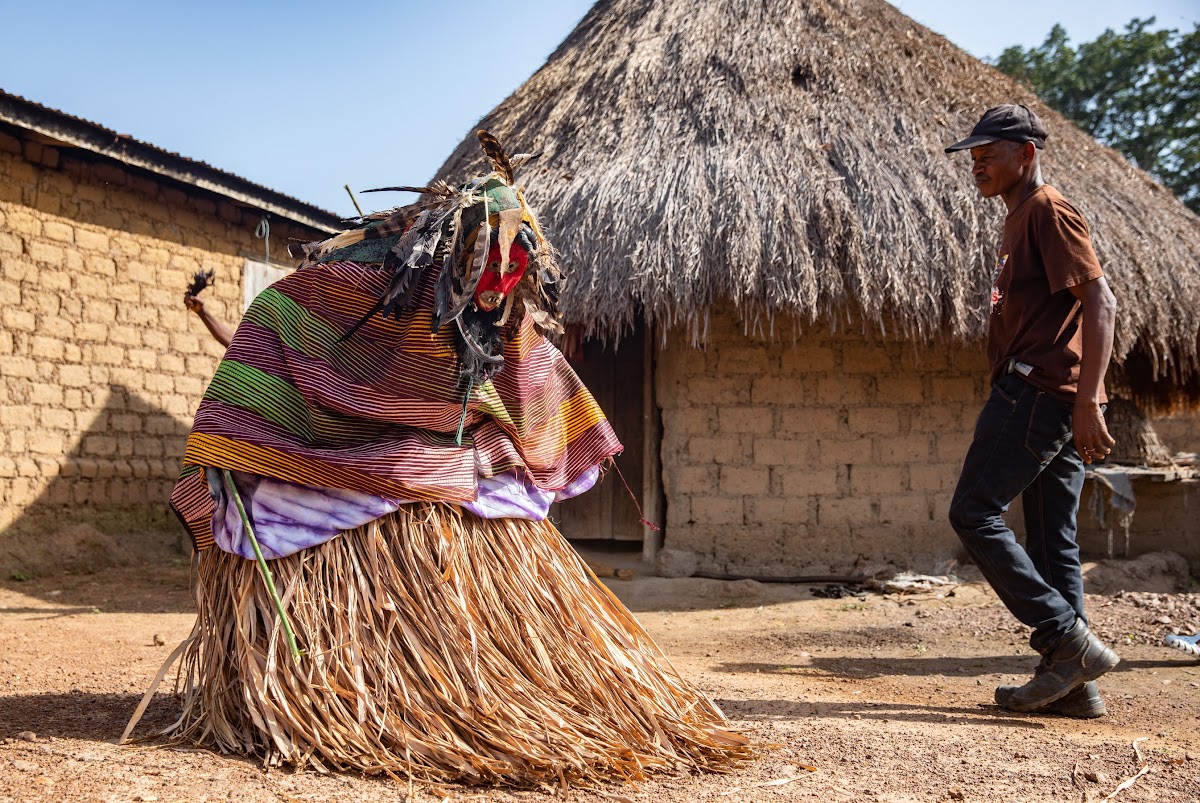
[
  {"left": 0, "top": 130, "right": 318, "bottom": 571},
  {"left": 1148, "top": 415, "right": 1200, "bottom": 455},
  {"left": 1077, "top": 479, "right": 1200, "bottom": 574},
  {"left": 656, "top": 311, "right": 988, "bottom": 576}
]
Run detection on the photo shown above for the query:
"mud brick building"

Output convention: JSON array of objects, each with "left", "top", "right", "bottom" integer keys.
[
  {"left": 652, "top": 312, "right": 989, "bottom": 574},
  {"left": 437, "top": 0, "right": 1200, "bottom": 576},
  {"left": 0, "top": 91, "right": 339, "bottom": 573},
  {"left": 7, "top": 0, "right": 1200, "bottom": 581}
]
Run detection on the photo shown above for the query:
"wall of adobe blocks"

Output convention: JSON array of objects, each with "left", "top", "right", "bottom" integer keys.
[
  {"left": 1077, "top": 478, "right": 1200, "bottom": 575},
  {"left": 655, "top": 311, "right": 1200, "bottom": 576},
  {"left": 655, "top": 310, "right": 988, "bottom": 576},
  {"left": 1148, "top": 414, "right": 1200, "bottom": 455},
  {"left": 0, "top": 131, "right": 317, "bottom": 567}
]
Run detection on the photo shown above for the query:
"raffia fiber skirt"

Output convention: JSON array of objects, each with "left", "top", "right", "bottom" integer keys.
[{"left": 135, "top": 503, "right": 751, "bottom": 786}]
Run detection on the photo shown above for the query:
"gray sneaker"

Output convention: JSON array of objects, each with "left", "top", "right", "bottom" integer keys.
[
  {"left": 995, "top": 680, "right": 1106, "bottom": 718},
  {"left": 1002, "top": 619, "right": 1119, "bottom": 713}
]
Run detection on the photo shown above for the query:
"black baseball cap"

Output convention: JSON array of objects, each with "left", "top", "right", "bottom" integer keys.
[{"left": 944, "top": 104, "right": 1048, "bottom": 153}]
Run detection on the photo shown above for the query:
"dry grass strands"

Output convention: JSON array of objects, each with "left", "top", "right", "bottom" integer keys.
[
  {"left": 1103, "top": 398, "right": 1176, "bottom": 467},
  {"left": 148, "top": 504, "right": 752, "bottom": 786}
]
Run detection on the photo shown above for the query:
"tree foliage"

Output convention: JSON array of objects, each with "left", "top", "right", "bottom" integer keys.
[{"left": 995, "top": 18, "right": 1200, "bottom": 213}]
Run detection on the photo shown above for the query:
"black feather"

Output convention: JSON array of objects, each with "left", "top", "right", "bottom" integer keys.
[
  {"left": 432, "top": 209, "right": 466, "bottom": 332},
  {"left": 361, "top": 186, "right": 433, "bottom": 194},
  {"left": 455, "top": 308, "right": 505, "bottom": 386},
  {"left": 186, "top": 269, "right": 215, "bottom": 296},
  {"left": 337, "top": 295, "right": 391, "bottom": 343}
]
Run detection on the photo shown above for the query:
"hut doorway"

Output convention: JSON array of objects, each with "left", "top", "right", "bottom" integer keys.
[{"left": 553, "top": 323, "right": 661, "bottom": 554}]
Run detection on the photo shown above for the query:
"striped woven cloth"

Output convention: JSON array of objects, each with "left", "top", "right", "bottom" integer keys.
[{"left": 171, "top": 260, "right": 621, "bottom": 550}]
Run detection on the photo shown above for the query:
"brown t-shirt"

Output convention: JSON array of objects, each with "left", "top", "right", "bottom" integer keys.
[{"left": 986, "top": 185, "right": 1105, "bottom": 401}]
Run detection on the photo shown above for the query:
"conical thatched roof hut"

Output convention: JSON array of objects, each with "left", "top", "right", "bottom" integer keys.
[{"left": 434, "top": 0, "right": 1200, "bottom": 576}]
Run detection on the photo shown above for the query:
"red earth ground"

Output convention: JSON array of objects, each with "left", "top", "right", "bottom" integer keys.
[{"left": 1, "top": 551, "right": 1197, "bottom": 803}]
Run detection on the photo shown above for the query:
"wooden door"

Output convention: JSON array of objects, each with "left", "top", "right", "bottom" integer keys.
[{"left": 553, "top": 326, "right": 646, "bottom": 541}]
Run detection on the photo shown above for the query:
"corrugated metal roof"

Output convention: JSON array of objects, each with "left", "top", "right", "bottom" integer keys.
[{"left": 0, "top": 89, "right": 341, "bottom": 233}]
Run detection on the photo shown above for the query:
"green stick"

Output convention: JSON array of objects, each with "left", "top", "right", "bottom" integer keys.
[
  {"left": 454, "top": 375, "right": 475, "bottom": 446},
  {"left": 221, "top": 469, "right": 303, "bottom": 663}
]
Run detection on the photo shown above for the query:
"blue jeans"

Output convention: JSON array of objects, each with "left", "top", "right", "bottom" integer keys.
[{"left": 949, "top": 373, "right": 1086, "bottom": 654}]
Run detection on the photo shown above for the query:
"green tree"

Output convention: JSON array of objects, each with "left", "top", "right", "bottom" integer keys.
[{"left": 995, "top": 18, "right": 1200, "bottom": 213}]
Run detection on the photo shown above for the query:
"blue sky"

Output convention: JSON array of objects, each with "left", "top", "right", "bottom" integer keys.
[{"left": 2, "top": 1, "right": 1195, "bottom": 217}]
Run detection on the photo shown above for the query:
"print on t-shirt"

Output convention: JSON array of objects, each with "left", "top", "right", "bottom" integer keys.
[{"left": 990, "top": 253, "right": 1008, "bottom": 315}]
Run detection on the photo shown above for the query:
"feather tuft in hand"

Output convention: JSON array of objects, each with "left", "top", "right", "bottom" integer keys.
[{"left": 187, "top": 269, "right": 215, "bottom": 297}]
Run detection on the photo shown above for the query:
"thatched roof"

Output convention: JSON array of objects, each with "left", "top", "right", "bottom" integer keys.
[{"left": 433, "top": 0, "right": 1200, "bottom": 408}]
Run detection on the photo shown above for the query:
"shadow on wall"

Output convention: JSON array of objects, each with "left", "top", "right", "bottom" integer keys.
[{"left": 1, "top": 384, "right": 191, "bottom": 578}]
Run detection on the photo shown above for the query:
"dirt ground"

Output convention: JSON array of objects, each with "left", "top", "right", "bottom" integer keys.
[{"left": 1, "top": 551, "right": 1198, "bottom": 803}]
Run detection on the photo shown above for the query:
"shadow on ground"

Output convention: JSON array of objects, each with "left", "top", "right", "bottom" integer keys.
[
  {"left": 714, "top": 656, "right": 1196, "bottom": 678},
  {"left": 0, "top": 692, "right": 179, "bottom": 743},
  {"left": 0, "top": 563, "right": 194, "bottom": 615},
  {"left": 1, "top": 384, "right": 191, "bottom": 591},
  {"left": 719, "top": 697, "right": 1051, "bottom": 730}
]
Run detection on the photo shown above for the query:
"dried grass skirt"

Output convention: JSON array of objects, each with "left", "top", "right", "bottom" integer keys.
[{"left": 133, "top": 503, "right": 751, "bottom": 785}]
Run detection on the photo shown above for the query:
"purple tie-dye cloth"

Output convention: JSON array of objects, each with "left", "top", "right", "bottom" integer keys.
[{"left": 213, "top": 467, "right": 600, "bottom": 560}]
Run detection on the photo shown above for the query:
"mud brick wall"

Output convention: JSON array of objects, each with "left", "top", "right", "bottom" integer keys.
[
  {"left": 1149, "top": 415, "right": 1200, "bottom": 455},
  {"left": 0, "top": 131, "right": 316, "bottom": 572},
  {"left": 1077, "top": 478, "right": 1200, "bottom": 575},
  {"left": 656, "top": 311, "right": 989, "bottom": 576}
]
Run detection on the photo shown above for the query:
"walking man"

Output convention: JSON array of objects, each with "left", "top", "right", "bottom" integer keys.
[{"left": 945, "top": 105, "right": 1120, "bottom": 716}]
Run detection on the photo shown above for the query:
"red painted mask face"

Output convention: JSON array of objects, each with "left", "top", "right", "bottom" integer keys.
[{"left": 473, "top": 241, "right": 529, "bottom": 312}]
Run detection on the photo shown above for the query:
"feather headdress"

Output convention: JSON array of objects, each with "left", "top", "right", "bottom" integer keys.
[{"left": 288, "top": 131, "right": 563, "bottom": 386}]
